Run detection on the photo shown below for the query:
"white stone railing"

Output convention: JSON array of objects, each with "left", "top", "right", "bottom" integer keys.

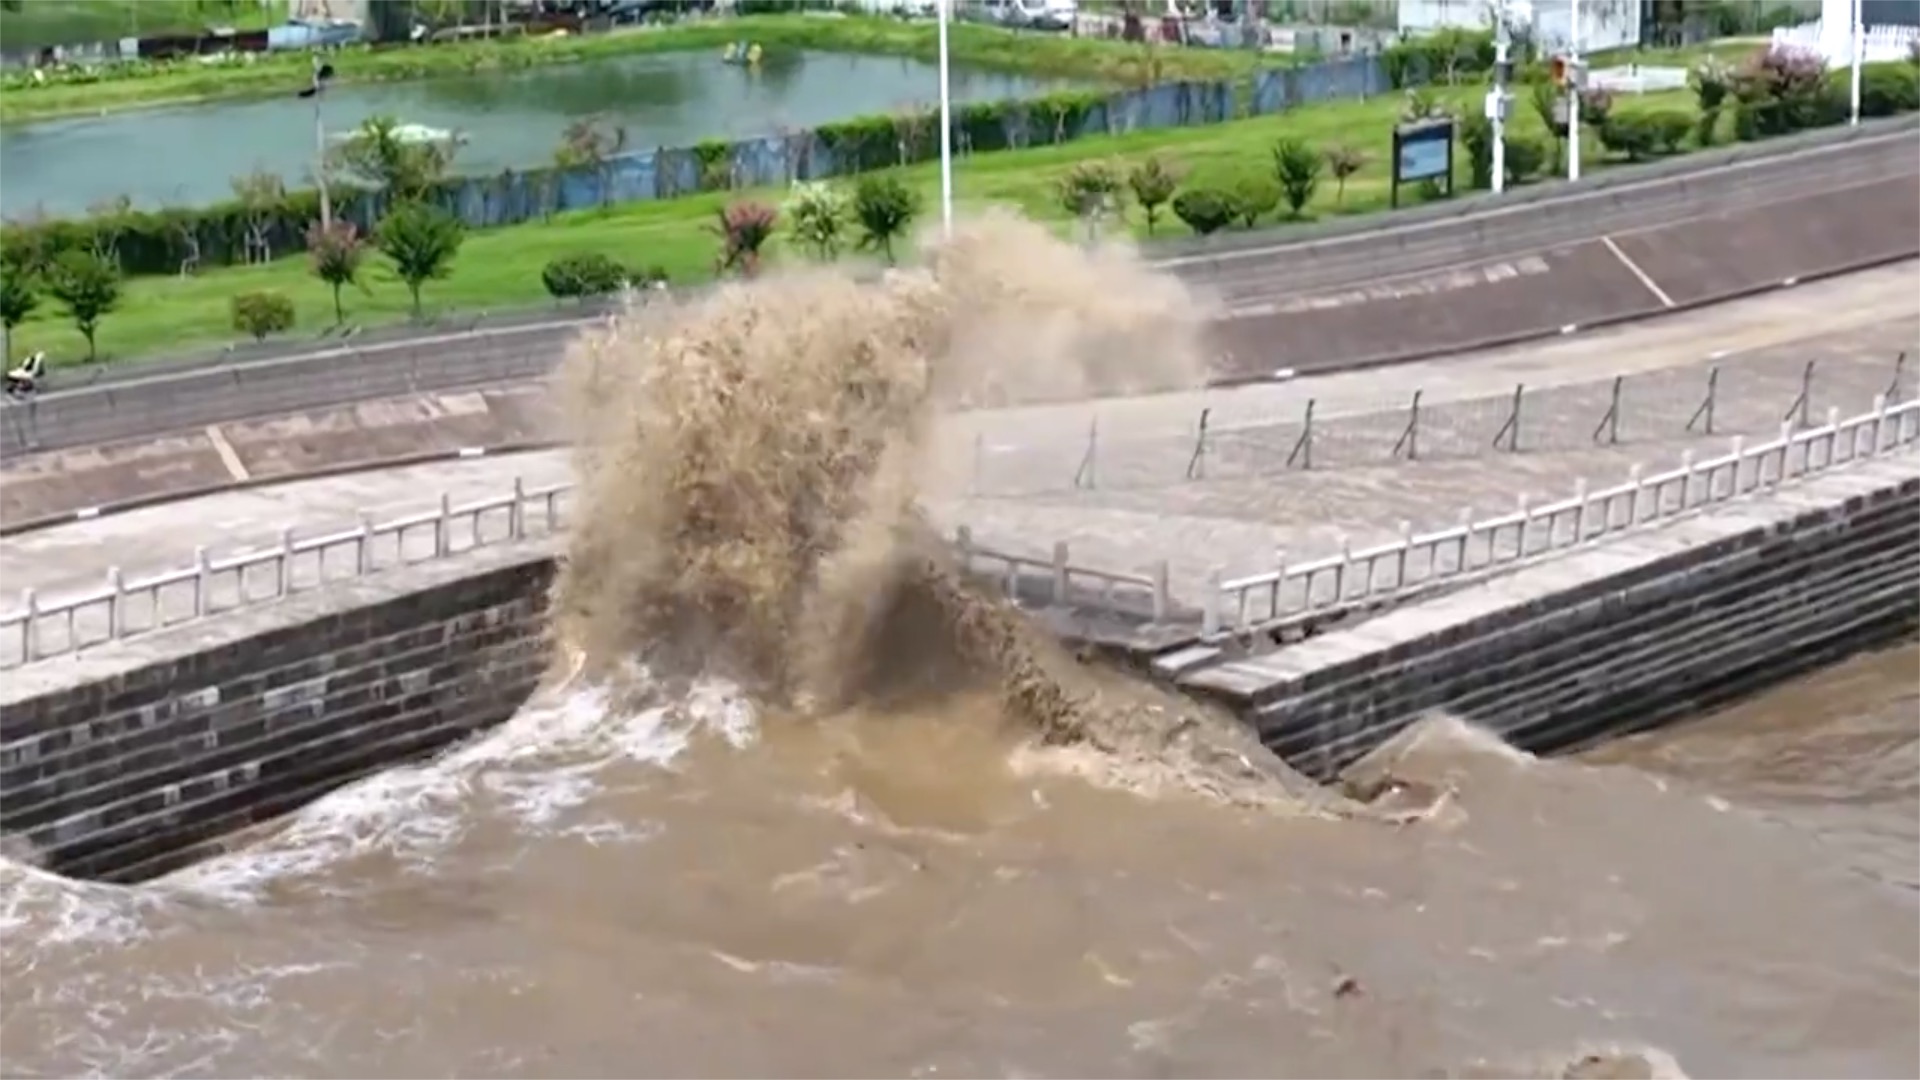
[
  {"left": 1201, "top": 396, "right": 1920, "bottom": 642},
  {"left": 0, "top": 482, "right": 1173, "bottom": 670}
]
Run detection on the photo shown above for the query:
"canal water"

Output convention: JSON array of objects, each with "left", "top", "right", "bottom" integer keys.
[{"left": 0, "top": 49, "right": 1079, "bottom": 216}]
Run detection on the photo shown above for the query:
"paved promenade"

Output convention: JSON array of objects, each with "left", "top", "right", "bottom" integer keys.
[{"left": 6, "top": 264, "right": 1914, "bottom": 627}]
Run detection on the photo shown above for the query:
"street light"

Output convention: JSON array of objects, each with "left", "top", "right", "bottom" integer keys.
[
  {"left": 1487, "top": 0, "right": 1513, "bottom": 194},
  {"left": 1568, "top": 0, "right": 1582, "bottom": 181},
  {"left": 1849, "top": 0, "right": 1864, "bottom": 125},
  {"left": 298, "top": 55, "right": 337, "bottom": 230},
  {"left": 937, "top": 0, "right": 954, "bottom": 235}
]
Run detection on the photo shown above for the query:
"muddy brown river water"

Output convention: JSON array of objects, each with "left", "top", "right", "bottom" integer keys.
[{"left": 1, "top": 645, "right": 1914, "bottom": 1079}]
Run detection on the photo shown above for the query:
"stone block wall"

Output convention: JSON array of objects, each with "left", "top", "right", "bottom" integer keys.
[
  {"left": 1190, "top": 460, "right": 1920, "bottom": 781},
  {"left": 0, "top": 546, "right": 557, "bottom": 884}
]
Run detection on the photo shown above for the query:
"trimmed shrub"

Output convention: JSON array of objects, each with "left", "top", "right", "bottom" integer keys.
[
  {"left": 230, "top": 291, "right": 296, "bottom": 342},
  {"left": 1856, "top": 60, "right": 1920, "bottom": 118},
  {"left": 541, "top": 252, "right": 629, "bottom": 300},
  {"left": 1171, "top": 188, "right": 1235, "bottom": 236}
]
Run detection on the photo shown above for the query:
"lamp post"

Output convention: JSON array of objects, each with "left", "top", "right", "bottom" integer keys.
[
  {"left": 1849, "top": 0, "right": 1864, "bottom": 125},
  {"left": 1488, "top": 0, "right": 1512, "bottom": 194},
  {"left": 298, "top": 55, "right": 337, "bottom": 230},
  {"left": 937, "top": 0, "right": 954, "bottom": 235},
  {"left": 1567, "top": 0, "right": 1582, "bottom": 180}
]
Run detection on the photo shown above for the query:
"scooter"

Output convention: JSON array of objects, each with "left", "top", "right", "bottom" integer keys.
[{"left": 4, "top": 351, "right": 46, "bottom": 399}]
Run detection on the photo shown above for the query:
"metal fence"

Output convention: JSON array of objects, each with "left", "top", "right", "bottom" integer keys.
[
  {"left": 1203, "top": 396, "right": 1920, "bottom": 643},
  {"left": 965, "top": 351, "right": 1911, "bottom": 498},
  {"left": 5, "top": 395, "right": 1915, "bottom": 671}
]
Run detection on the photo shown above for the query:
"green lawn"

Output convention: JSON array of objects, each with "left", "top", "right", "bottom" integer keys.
[
  {"left": 7, "top": 82, "right": 1706, "bottom": 367},
  {"left": 0, "top": 0, "right": 285, "bottom": 52},
  {"left": 0, "top": 14, "right": 1290, "bottom": 124}
]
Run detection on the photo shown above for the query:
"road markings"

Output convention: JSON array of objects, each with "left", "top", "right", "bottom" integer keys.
[
  {"left": 1601, "top": 235, "right": 1677, "bottom": 309},
  {"left": 204, "top": 425, "right": 251, "bottom": 482}
]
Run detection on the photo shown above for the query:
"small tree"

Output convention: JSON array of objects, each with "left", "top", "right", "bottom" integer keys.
[
  {"left": 1171, "top": 188, "right": 1235, "bottom": 236},
  {"left": 1058, "top": 160, "right": 1125, "bottom": 241},
  {"left": 46, "top": 252, "right": 119, "bottom": 363},
  {"left": 232, "top": 170, "right": 287, "bottom": 265},
  {"left": 0, "top": 270, "right": 36, "bottom": 364},
  {"left": 85, "top": 195, "right": 135, "bottom": 268},
  {"left": 1529, "top": 78, "right": 1567, "bottom": 171},
  {"left": 713, "top": 200, "right": 779, "bottom": 277},
  {"left": 230, "top": 291, "right": 296, "bottom": 342},
  {"left": 785, "top": 181, "right": 849, "bottom": 261},
  {"left": 306, "top": 220, "right": 366, "bottom": 325},
  {"left": 853, "top": 173, "right": 921, "bottom": 265},
  {"left": 1271, "top": 138, "right": 1323, "bottom": 219},
  {"left": 333, "top": 115, "right": 457, "bottom": 202},
  {"left": 375, "top": 202, "right": 463, "bottom": 318},
  {"left": 1126, "top": 154, "right": 1181, "bottom": 235},
  {"left": 1322, "top": 145, "right": 1367, "bottom": 208},
  {"left": 1234, "top": 177, "right": 1281, "bottom": 228}
]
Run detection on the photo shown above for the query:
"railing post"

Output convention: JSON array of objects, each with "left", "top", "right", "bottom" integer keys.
[
  {"left": 1728, "top": 436, "right": 1747, "bottom": 495},
  {"left": 20, "top": 588, "right": 37, "bottom": 662},
  {"left": 1150, "top": 560, "right": 1169, "bottom": 624},
  {"left": 1680, "top": 449, "right": 1697, "bottom": 506},
  {"left": 1870, "top": 394, "right": 1889, "bottom": 455},
  {"left": 1823, "top": 406, "right": 1841, "bottom": 468},
  {"left": 1571, "top": 478, "right": 1588, "bottom": 543},
  {"left": 355, "top": 512, "right": 373, "bottom": 574},
  {"left": 1456, "top": 508, "right": 1474, "bottom": 574},
  {"left": 1270, "top": 546, "right": 1288, "bottom": 618},
  {"left": 193, "top": 545, "right": 211, "bottom": 616},
  {"left": 954, "top": 525, "right": 974, "bottom": 571},
  {"left": 1396, "top": 520, "right": 1413, "bottom": 586},
  {"left": 510, "top": 477, "right": 527, "bottom": 539},
  {"left": 106, "top": 567, "right": 124, "bottom": 639},
  {"left": 436, "top": 493, "right": 452, "bottom": 557},
  {"left": 1626, "top": 464, "right": 1644, "bottom": 526},
  {"left": 278, "top": 527, "right": 295, "bottom": 596},
  {"left": 1777, "top": 421, "right": 1796, "bottom": 482},
  {"left": 1336, "top": 535, "right": 1352, "bottom": 600},
  {"left": 1051, "top": 541, "right": 1070, "bottom": 604},
  {"left": 1202, "top": 566, "right": 1223, "bottom": 638},
  {"left": 1515, "top": 493, "right": 1532, "bottom": 558}
]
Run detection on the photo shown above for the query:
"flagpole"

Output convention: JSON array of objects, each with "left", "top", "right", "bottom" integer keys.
[{"left": 937, "top": 0, "right": 954, "bottom": 236}]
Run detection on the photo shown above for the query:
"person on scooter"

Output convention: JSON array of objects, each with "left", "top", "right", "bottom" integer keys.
[{"left": 4, "top": 350, "right": 46, "bottom": 398}]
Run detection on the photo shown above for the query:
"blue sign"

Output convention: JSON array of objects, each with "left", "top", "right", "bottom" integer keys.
[{"left": 1397, "top": 132, "right": 1451, "bottom": 181}]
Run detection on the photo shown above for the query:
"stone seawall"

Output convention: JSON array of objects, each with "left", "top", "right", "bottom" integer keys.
[
  {"left": 1183, "top": 458, "right": 1920, "bottom": 780},
  {"left": 0, "top": 543, "right": 556, "bottom": 884}
]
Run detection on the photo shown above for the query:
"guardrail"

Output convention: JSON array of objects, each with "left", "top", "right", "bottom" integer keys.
[
  {"left": 5, "top": 397, "right": 1914, "bottom": 670},
  {"left": 6, "top": 119, "right": 1913, "bottom": 460},
  {"left": 0, "top": 481, "right": 1173, "bottom": 670},
  {"left": 1200, "top": 396, "right": 1920, "bottom": 642}
]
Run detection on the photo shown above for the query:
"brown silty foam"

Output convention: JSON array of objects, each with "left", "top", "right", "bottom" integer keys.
[{"left": 546, "top": 212, "right": 1333, "bottom": 809}]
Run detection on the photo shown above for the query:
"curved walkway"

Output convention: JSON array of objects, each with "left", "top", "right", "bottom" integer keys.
[{"left": 5, "top": 262, "right": 1914, "bottom": 623}]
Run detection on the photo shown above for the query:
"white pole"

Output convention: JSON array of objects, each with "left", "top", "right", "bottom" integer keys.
[
  {"left": 1490, "top": 1, "right": 1509, "bottom": 194},
  {"left": 937, "top": 0, "right": 954, "bottom": 235},
  {"left": 1849, "top": 0, "right": 1864, "bottom": 125},
  {"left": 1567, "top": 0, "right": 1582, "bottom": 180}
]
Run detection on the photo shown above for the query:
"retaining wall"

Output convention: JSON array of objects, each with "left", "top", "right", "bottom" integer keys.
[
  {"left": 0, "top": 541, "right": 555, "bottom": 884},
  {"left": 6, "top": 119, "right": 1913, "bottom": 460},
  {"left": 1183, "top": 457, "right": 1920, "bottom": 780}
]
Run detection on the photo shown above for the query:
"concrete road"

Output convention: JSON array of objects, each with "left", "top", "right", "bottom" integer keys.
[{"left": 4, "top": 261, "right": 1914, "bottom": 665}]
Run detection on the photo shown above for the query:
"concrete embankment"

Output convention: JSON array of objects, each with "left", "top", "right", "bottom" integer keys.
[
  {"left": 5, "top": 451, "right": 1916, "bottom": 882},
  {"left": 1181, "top": 457, "right": 1920, "bottom": 780}
]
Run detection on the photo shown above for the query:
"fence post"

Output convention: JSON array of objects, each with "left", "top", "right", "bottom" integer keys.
[
  {"left": 1823, "top": 405, "right": 1841, "bottom": 468},
  {"left": 1202, "top": 567, "right": 1223, "bottom": 638},
  {"left": 1777, "top": 421, "right": 1796, "bottom": 482},
  {"left": 1186, "top": 407, "right": 1211, "bottom": 480},
  {"left": 193, "top": 546, "right": 211, "bottom": 616},
  {"left": 1396, "top": 520, "right": 1413, "bottom": 586},
  {"left": 1571, "top": 479, "right": 1588, "bottom": 544},
  {"left": 1871, "top": 393, "right": 1889, "bottom": 454},
  {"left": 1728, "top": 436, "right": 1747, "bottom": 496},
  {"left": 1270, "top": 546, "right": 1288, "bottom": 618},
  {"left": 1286, "top": 398, "right": 1316, "bottom": 469},
  {"left": 1073, "top": 415, "right": 1099, "bottom": 490},
  {"left": 1515, "top": 494, "right": 1532, "bottom": 558},
  {"left": 1336, "top": 535, "right": 1353, "bottom": 600},
  {"left": 106, "top": 567, "right": 124, "bottom": 639},
  {"left": 1687, "top": 366, "right": 1719, "bottom": 435},
  {"left": 278, "top": 527, "right": 295, "bottom": 596},
  {"left": 1391, "top": 390, "right": 1422, "bottom": 461},
  {"left": 1457, "top": 507, "right": 1474, "bottom": 574},
  {"left": 1051, "top": 541, "right": 1070, "bottom": 604},
  {"left": 954, "top": 525, "right": 974, "bottom": 571},
  {"left": 1593, "top": 374, "right": 1623, "bottom": 445},
  {"left": 1150, "top": 560, "right": 1169, "bottom": 624},
  {"left": 1781, "top": 359, "right": 1815, "bottom": 428},
  {"left": 436, "top": 493, "right": 452, "bottom": 557},
  {"left": 356, "top": 512, "right": 374, "bottom": 574},
  {"left": 20, "top": 588, "right": 37, "bottom": 663},
  {"left": 1492, "top": 383, "right": 1525, "bottom": 452},
  {"left": 1627, "top": 464, "right": 1644, "bottom": 527},
  {"left": 510, "top": 477, "right": 526, "bottom": 540},
  {"left": 1680, "top": 449, "right": 1697, "bottom": 506}
]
